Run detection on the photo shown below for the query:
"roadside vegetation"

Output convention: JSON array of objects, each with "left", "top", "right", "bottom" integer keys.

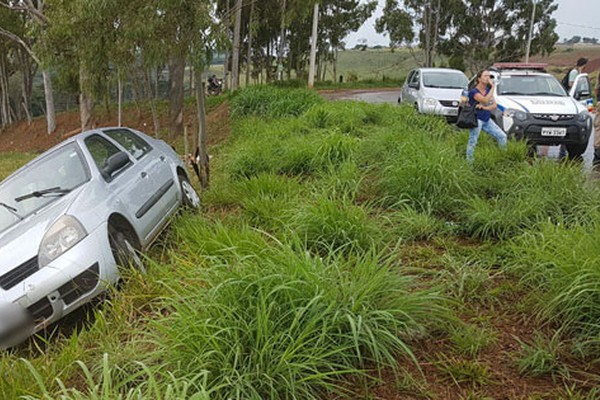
[{"left": 2, "top": 86, "right": 600, "bottom": 399}]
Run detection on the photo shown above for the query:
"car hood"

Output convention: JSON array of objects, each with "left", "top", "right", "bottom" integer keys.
[
  {"left": 497, "top": 95, "right": 584, "bottom": 114},
  {"left": 422, "top": 87, "right": 463, "bottom": 101},
  {"left": 0, "top": 186, "right": 85, "bottom": 275}
]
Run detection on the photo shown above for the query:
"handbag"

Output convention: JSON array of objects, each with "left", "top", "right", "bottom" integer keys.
[{"left": 456, "top": 105, "right": 478, "bottom": 129}]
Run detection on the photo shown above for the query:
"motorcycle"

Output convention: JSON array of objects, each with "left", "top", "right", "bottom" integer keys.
[{"left": 206, "top": 78, "right": 223, "bottom": 96}]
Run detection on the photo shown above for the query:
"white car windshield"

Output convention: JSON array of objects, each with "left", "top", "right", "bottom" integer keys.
[
  {"left": 0, "top": 143, "right": 90, "bottom": 233},
  {"left": 423, "top": 72, "right": 468, "bottom": 89},
  {"left": 498, "top": 75, "right": 567, "bottom": 96}
]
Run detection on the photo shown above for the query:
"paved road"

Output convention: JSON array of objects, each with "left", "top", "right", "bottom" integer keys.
[{"left": 327, "top": 88, "right": 597, "bottom": 170}]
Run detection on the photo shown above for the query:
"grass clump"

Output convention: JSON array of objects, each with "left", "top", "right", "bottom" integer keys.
[
  {"left": 510, "top": 223, "right": 600, "bottom": 354},
  {"left": 515, "top": 331, "right": 562, "bottom": 377},
  {"left": 155, "top": 236, "right": 447, "bottom": 399},
  {"left": 230, "top": 86, "right": 323, "bottom": 118},
  {"left": 292, "top": 196, "right": 380, "bottom": 255}
]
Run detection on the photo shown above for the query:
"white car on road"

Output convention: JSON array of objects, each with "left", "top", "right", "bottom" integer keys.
[
  {"left": 0, "top": 127, "right": 199, "bottom": 347},
  {"left": 399, "top": 68, "right": 469, "bottom": 121}
]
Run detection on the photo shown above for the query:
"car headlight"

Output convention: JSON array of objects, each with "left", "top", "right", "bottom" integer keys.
[
  {"left": 577, "top": 110, "right": 590, "bottom": 122},
  {"left": 423, "top": 98, "right": 438, "bottom": 106},
  {"left": 38, "top": 215, "right": 87, "bottom": 268},
  {"left": 505, "top": 109, "right": 528, "bottom": 121}
]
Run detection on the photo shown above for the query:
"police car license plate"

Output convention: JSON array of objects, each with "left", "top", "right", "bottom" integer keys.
[
  {"left": 444, "top": 108, "right": 458, "bottom": 116},
  {"left": 541, "top": 127, "right": 566, "bottom": 137}
]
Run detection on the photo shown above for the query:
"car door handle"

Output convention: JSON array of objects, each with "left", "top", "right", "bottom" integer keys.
[
  {"left": 141, "top": 172, "right": 148, "bottom": 178},
  {"left": 160, "top": 155, "right": 165, "bottom": 161}
]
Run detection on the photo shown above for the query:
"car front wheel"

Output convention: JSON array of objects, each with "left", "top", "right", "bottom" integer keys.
[
  {"left": 566, "top": 143, "right": 587, "bottom": 160},
  {"left": 108, "top": 227, "right": 144, "bottom": 273},
  {"left": 179, "top": 173, "right": 200, "bottom": 211}
]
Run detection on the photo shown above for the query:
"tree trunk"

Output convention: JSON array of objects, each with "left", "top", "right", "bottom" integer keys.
[
  {"left": 42, "top": 69, "right": 56, "bottom": 134},
  {"left": 308, "top": 3, "right": 319, "bottom": 89},
  {"left": 143, "top": 68, "right": 160, "bottom": 137},
  {"left": 168, "top": 54, "right": 185, "bottom": 140},
  {"left": 117, "top": 71, "right": 123, "bottom": 127},
  {"left": 79, "top": 64, "right": 94, "bottom": 132},
  {"left": 195, "top": 73, "right": 210, "bottom": 190},
  {"left": 0, "top": 54, "right": 12, "bottom": 127},
  {"left": 246, "top": 0, "right": 254, "bottom": 87},
  {"left": 223, "top": 0, "right": 231, "bottom": 92},
  {"left": 277, "top": 0, "right": 287, "bottom": 81},
  {"left": 231, "top": 0, "right": 243, "bottom": 91}
]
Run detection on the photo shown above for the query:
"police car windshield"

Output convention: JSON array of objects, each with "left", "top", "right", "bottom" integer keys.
[
  {"left": 423, "top": 72, "right": 467, "bottom": 89},
  {"left": 497, "top": 75, "right": 567, "bottom": 96}
]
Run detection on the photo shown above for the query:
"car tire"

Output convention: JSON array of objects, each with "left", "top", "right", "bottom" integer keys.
[
  {"left": 566, "top": 143, "right": 586, "bottom": 160},
  {"left": 398, "top": 96, "right": 402, "bottom": 105},
  {"left": 178, "top": 173, "right": 200, "bottom": 211},
  {"left": 108, "top": 227, "right": 144, "bottom": 273}
]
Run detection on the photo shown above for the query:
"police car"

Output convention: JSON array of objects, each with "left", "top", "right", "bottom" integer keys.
[{"left": 481, "top": 63, "right": 593, "bottom": 158}]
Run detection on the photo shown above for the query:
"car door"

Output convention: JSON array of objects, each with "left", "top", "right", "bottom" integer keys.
[
  {"left": 401, "top": 70, "right": 414, "bottom": 103},
  {"left": 406, "top": 70, "right": 420, "bottom": 106},
  {"left": 102, "top": 129, "right": 179, "bottom": 240},
  {"left": 570, "top": 73, "right": 593, "bottom": 109},
  {"left": 83, "top": 134, "right": 167, "bottom": 242}
]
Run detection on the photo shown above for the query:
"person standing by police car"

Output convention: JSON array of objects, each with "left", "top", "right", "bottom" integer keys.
[{"left": 466, "top": 70, "right": 507, "bottom": 163}]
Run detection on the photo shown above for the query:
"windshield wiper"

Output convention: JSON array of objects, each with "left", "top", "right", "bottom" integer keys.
[
  {"left": 0, "top": 202, "right": 22, "bottom": 220},
  {"left": 15, "top": 187, "right": 71, "bottom": 203}
]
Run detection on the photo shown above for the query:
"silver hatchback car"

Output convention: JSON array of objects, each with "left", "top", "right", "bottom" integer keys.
[
  {"left": 0, "top": 127, "right": 199, "bottom": 347},
  {"left": 399, "top": 68, "right": 468, "bottom": 121}
]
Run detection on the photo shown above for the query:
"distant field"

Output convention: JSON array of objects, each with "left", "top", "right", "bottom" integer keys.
[{"left": 207, "top": 44, "right": 600, "bottom": 87}]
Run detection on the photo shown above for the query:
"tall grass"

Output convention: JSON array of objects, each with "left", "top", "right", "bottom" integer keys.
[
  {"left": 153, "top": 229, "right": 448, "bottom": 399},
  {"left": 509, "top": 222, "right": 600, "bottom": 354},
  {"left": 230, "top": 86, "right": 323, "bottom": 118}
]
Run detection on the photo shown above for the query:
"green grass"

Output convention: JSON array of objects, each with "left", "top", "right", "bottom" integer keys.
[{"left": 4, "top": 84, "right": 600, "bottom": 398}]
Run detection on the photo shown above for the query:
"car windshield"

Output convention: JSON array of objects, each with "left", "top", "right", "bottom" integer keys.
[
  {"left": 498, "top": 75, "right": 567, "bottom": 96},
  {"left": 0, "top": 143, "right": 90, "bottom": 233},
  {"left": 422, "top": 72, "right": 468, "bottom": 89}
]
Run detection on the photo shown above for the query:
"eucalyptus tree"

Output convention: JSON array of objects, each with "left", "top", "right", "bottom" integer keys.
[
  {"left": 0, "top": 0, "right": 56, "bottom": 133},
  {"left": 376, "top": 0, "right": 559, "bottom": 72}
]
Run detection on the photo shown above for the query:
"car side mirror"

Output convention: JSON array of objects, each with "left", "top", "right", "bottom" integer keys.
[
  {"left": 575, "top": 90, "right": 590, "bottom": 100},
  {"left": 102, "top": 151, "right": 130, "bottom": 179}
]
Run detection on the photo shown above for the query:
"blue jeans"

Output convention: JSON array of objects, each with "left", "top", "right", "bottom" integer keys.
[{"left": 466, "top": 119, "right": 507, "bottom": 162}]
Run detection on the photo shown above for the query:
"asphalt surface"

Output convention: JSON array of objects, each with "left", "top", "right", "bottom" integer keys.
[{"left": 329, "top": 88, "right": 597, "bottom": 171}]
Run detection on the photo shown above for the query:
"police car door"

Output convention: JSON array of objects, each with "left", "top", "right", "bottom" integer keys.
[{"left": 569, "top": 73, "right": 593, "bottom": 108}]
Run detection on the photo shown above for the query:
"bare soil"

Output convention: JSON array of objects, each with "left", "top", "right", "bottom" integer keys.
[{"left": 0, "top": 101, "right": 230, "bottom": 154}]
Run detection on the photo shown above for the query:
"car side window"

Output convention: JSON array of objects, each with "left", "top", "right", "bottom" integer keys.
[
  {"left": 405, "top": 70, "right": 415, "bottom": 85},
  {"left": 575, "top": 76, "right": 591, "bottom": 95},
  {"left": 84, "top": 134, "right": 125, "bottom": 175},
  {"left": 411, "top": 71, "right": 420, "bottom": 86},
  {"left": 104, "top": 129, "right": 153, "bottom": 160}
]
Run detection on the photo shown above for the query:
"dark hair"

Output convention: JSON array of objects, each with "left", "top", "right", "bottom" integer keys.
[
  {"left": 577, "top": 57, "right": 588, "bottom": 67},
  {"left": 476, "top": 70, "right": 488, "bottom": 82}
]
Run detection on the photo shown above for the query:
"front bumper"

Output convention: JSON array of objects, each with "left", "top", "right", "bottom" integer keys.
[
  {"left": 504, "top": 114, "right": 592, "bottom": 146},
  {"left": 0, "top": 222, "right": 116, "bottom": 347},
  {"left": 421, "top": 102, "right": 459, "bottom": 121}
]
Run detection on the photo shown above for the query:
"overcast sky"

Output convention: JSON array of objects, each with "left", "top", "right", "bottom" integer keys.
[{"left": 344, "top": 0, "right": 600, "bottom": 47}]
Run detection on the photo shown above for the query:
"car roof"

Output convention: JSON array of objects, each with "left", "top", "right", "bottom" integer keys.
[{"left": 418, "top": 68, "right": 465, "bottom": 74}]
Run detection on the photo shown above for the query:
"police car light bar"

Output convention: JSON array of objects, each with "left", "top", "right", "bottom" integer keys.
[{"left": 491, "top": 62, "right": 548, "bottom": 72}]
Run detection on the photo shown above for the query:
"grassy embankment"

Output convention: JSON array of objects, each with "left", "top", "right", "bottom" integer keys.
[{"left": 1, "top": 86, "right": 600, "bottom": 398}]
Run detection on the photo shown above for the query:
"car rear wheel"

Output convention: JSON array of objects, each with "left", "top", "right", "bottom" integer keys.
[
  {"left": 178, "top": 173, "right": 200, "bottom": 211},
  {"left": 108, "top": 227, "right": 145, "bottom": 273}
]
